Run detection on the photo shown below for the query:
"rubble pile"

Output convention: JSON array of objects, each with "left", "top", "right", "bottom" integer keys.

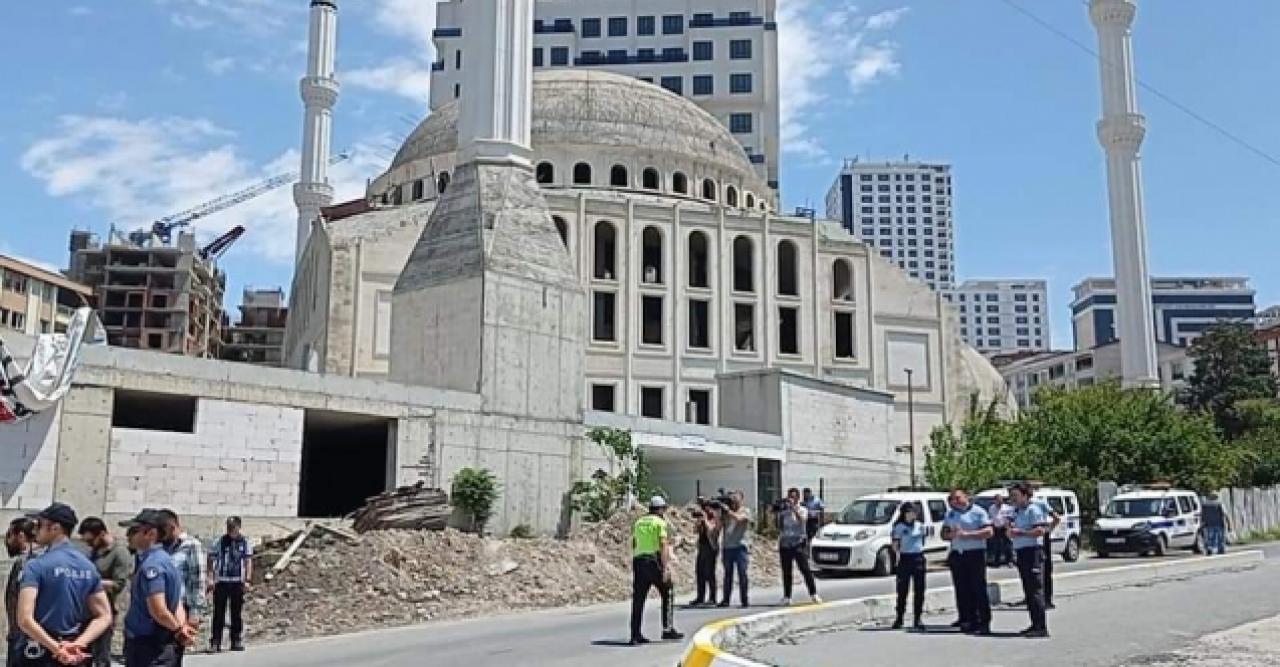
[
  {"left": 245, "top": 507, "right": 782, "bottom": 641},
  {"left": 350, "top": 482, "right": 451, "bottom": 533}
]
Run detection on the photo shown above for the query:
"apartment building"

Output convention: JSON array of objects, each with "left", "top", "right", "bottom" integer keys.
[
  {"left": 221, "top": 287, "right": 288, "bottom": 367},
  {"left": 0, "top": 254, "right": 92, "bottom": 335},
  {"left": 1072, "top": 276, "right": 1256, "bottom": 349},
  {"left": 947, "top": 279, "right": 1049, "bottom": 354}
]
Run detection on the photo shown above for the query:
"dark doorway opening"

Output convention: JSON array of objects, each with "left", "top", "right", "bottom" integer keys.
[{"left": 300, "top": 411, "right": 392, "bottom": 517}]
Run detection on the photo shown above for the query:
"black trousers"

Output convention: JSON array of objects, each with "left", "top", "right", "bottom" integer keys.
[
  {"left": 950, "top": 550, "right": 991, "bottom": 628},
  {"left": 212, "top": 582, "right": 246, "bottom": 643},
  {"left": 1017, "top": 546, "right": 1048, "bottom": 631},
  {"left": 694, "top": 548, "right": 718, "bottom": 603},
  {"left": 630, "top": 556, "right": 674, "bottom": 639},
  {"left": 987, "top": 528, "right": 1013, "bottom": 566},
  {"left": 895, "top": 553, "right": 926, "bottom": 619},
  {"left": 779, "top": 543, "right": 817, "bottom": 599},
  {"left": 124, "top": 634, "right": 183, "bottom": 667},
  {"left": 1042, "top": 533, "right": 1055, "bottom": 605}
]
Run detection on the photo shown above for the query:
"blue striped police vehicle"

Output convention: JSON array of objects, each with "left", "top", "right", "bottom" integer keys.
[{"left": 1092, "top": 484, "right": 1204, "bottom": 557}]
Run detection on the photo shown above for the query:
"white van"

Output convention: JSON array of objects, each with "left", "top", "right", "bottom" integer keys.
[
  {"left": 1093, "top": 486, "right": 1204, "bottom": 557},
  {"left": 810, "top": 491, "right": 950, "bottom": 576},
  {"left": 976, "top": 486, "right": 1083, "bottom": 562}
]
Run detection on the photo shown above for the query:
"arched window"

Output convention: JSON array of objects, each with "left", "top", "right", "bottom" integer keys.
[
  {"left": 702, "top": 178, "right": 717, "bottom": 201},
  {"left": 437, "top": 171, "right": 451, "bottom": 194},
  {"left": 672, "top": 172, "right": 688, "bottom": 195},
  {"left": 574, "top": 162, "right": 592, "bottom": 185},
  {"left": 536, "top": 162, "right": 555, "bottom": 184},
  {"left": 642, "top": 226, "right": 663, "bottom": 284},
  {"left": 833, "top": 259, "right": 854, "bottom": 302},
  {"left": 553, "top": 216, "right": 569, "bottom": 249},
  {"left": 688, "top": 231, "right": 710, "bottom": 289},
  {"left": 726, "top": 186, "right": 739, "bottom": 207},
  {"left": 642, "top": 168, "right": 660, "bottom": 190},
  {"left": 777, "top": 240, "right": 798, "bottom": 296},
  {"left": 610, "top": 165, "right": 629, "bottom": 187},
  {"left": 593, "top": 221, "right": 616, "bottom": 280},
  {"left": 733, "top": 235, "right": 754, "bottom": 293},
  {"left": 745, "top": 193, "right": 755, "bottom": 209}
]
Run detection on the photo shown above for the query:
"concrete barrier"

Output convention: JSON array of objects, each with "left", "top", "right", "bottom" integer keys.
[{"left": 679, "top": 550, "right": 1265, "bottom": 667}]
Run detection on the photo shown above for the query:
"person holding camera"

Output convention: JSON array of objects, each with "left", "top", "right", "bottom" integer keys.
[
  {"left": 776, "top": 488, "right": 821, "bottom": 606},
  {"left": 719, "top": 490, "right": 751, "bottom": 608},
  {"left": 689, "top": 500, "right": 721, "bottom": 607}
]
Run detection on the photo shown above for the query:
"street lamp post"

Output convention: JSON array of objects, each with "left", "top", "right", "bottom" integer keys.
[{"left": 905, "top": 367, "right": 916, "bottom": 488}]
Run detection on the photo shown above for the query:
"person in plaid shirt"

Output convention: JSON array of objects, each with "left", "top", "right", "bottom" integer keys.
[{"left": 158, "top": 509, "right": 206, "bottom": 648}]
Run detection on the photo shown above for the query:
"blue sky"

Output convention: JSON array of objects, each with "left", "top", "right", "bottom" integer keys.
[{"left": 1, "top": 1, "right": 1277, "bottom": 349}]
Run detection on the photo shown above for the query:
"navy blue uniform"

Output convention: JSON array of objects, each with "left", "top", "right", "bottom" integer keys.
[
  {"left": 944, "top": 504, "right": 992, "bottom": 631},
  {"left": 124, "top": 545, "right": 183, "bottom": 667},
  {"left": 16, "top": 540, "right": 103, "bottom": 666}
]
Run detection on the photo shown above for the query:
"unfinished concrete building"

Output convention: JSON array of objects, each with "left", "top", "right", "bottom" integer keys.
[
  {"left": 68, "top": 230, "right": 225, "bottom": 358},
  {"left": 221, "top": 287, "right": 288, "bottom": 367}
]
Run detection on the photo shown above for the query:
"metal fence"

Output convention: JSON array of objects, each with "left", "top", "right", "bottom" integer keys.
[{"left": 1219, "top": 485, "right": 1280, "bottom": 539}]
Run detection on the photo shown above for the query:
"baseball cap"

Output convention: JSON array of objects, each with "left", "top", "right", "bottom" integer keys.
[
  {"left": 118, "top": 509, "right": 165, "bottom": 530},
  {"left": 27, "top": 502, "right": 78, "bottom": 528},
  {"left": 649, "top": 495, "right": 668, "bottom": 510}
]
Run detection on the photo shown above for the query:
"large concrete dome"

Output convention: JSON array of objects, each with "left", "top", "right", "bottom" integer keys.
[{"left": 373, "top": 69, "right": 773, "bottom": 211}]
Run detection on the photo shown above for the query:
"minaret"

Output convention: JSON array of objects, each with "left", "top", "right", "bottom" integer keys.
[
  {"left": 455, "top": 0, "right": 535, "bottom": 168},
  {"left": 293, "top": 0, "right": 339, "bottom": 261},
  {"left": 1090, "top": 0, "right": 1159, "bottom": 388}
]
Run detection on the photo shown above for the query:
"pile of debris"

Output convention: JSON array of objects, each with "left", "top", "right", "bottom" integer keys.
[
  {"left": 244, "top": 505, "right": 782, "bottom": 642},
  {"left": 350, "top": 482, "right": 450, "bottom": 533}
]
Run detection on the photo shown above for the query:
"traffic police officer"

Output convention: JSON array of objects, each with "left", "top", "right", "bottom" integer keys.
[
  {"left": 942, "top": 489, "right": 993, "bottom": 635},
  {"left": 120, "top": 510, "right": 192, "bottom": 667},
  {"left": 14, "top": 503, "right": 113, "bottom": 666},
  {"left": 890, "top": 502, "right": 927, "bottom": 630},
  {"left": 1008, "top": 483, "right": 1050, "bottom": 637},
  {"left": 629, "top": 496, "right": 683, "bottom": 646},
  {"left": 1030, "top": 484, "right": 1061, "bottom": 609}
]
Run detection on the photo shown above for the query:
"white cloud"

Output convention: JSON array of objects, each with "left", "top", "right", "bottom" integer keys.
[
  {"left": 20, "top": 115, "right": 388, "bottom": 265},
  {"left": 848, "top": 41, "right": 903, "bottom": 91},
  {"left": 346, "top": 58, "right": 434, "bottom": 105},
  {"left": 344, "top": 0, "right": 438, "bottom": 102},
  {"left": 205, "top": 55, "right": 236, "bottom": 76},
  {"left": 157, "top": 0, "right": 296, "bottom": 36},
  {"left": 865, "top": 7, "right": 909, "bottom": 31},
  {"left": 68, "top": 6, "right": 92, "bottom": 17}
]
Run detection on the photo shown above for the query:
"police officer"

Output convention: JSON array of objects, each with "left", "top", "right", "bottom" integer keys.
[
  {"left": 1008, "top": 483, "right": 1050, "bottom": 638},
  {"left": 890, "top": 502, "right": 927, "bottom": 630},
  {"left": 120, "top": 509, "right": 193, "bottom": 667},
  {"left": 942, "top": 489, "right": 993, "bottom": 635},
  {"left": 629, "top": 496, "right": 682, "bottom": 646},
  {"left": 1030, "top": 485, "right": 1061, "bottom": 609},
  {"left": 13, "top": 503, "right": 113, "bottom": 666},
  {"left": 5, "top": 517, "right": 36, "bottom": 666}
]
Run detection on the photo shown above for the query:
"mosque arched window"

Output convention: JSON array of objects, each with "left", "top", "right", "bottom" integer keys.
[
  {"left": 642, "top": 168, "right": 660, "bottom": 190},
  {"left": 641, "top": 226, "right": 663, "bottom": 285},
  {"left": 611, "top": 165, "right": 629, "bottom": 188},
  {"left": 553, "top": 216, "right": 570, "bottom": 250},
  {"left": 726, "top": 186, "right": 739, "bottom": 207},
  {"left": 437, "top": 171, "right": 451, "bottom": 194},
  {"left": 537, "top": 162, "right": 555, "bottom": 184},
  {"left": 745, "top": 192, "right": 755, "bottom": 209},
  {"left": 688, "top": 231, "right": 710, "bottom": 289},
  {"left": 574, "top": 162, "right": 593, "bottom": 185},
  {"left": 593, "top": 221, "right": 617, "bottom": 280},
  {"left": 702, "top": 178, "right": 718, "bottom": 201},
  {"left": 777, "top": 240, "right": 799, "bottom": 296},
  {"left": 672, "top": 172, "right": 688, "bottom": 195},
  {"left": 733, "top": 235, "right": 754, "bottom": 293},
  {"left": 833, "top": 259, "right": 855, "bottom": 302}
]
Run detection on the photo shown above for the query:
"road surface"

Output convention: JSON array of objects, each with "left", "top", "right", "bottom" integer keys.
[{"left": 186, "top": 543, "right": 1278, "bottom": 667}]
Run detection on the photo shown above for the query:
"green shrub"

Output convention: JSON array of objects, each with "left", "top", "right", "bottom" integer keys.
[{"left": 451, "top": 467, "right": 500, "bottom": 533}]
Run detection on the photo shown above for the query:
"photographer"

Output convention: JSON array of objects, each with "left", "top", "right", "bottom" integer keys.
[
  {"left": 689, "top": 499, "right": 721, "bottom": 607},
  {"left": 719, "top": 490, "right": 751, "bottom": 608},
  {"left": 775, "top": 489, "right": 821, "bottom": 606}
]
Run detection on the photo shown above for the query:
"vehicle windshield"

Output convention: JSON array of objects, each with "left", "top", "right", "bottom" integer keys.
[
  {"left": 838, "top": 499, "right": 900, "bottom": 525},
  {"left": 973, "top": 497, "right": 998, "bottom": 512},
  {"left": 1104, "top": 498, "right": 1169, "bottom": 518}
]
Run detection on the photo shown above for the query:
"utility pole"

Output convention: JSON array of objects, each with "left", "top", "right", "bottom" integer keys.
[{"left": 906, "top": 367, "right": 917, "bottom": 488}]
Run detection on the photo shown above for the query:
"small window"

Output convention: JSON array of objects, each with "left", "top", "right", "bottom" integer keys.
[
  {"left": 592, "top": 292, "right": 616, "bottom": 341},
  {"left": 687, "top": 389, "right": 711, "bottom": 425},
  {"left": 536, "top": 162, "right": 554, "bottom": 184},
  {"left": 574, "top": 162, "right": 592, "bottom": 185},
  {"left": 637, "top": 15, "right": 655, "bottom": 35},
  {"left": 692, "top": 75, "right": 714, "bottom": 96},
  {"left": 608, "top": 16, "right": 627, "bottom": 37},
  {"left": 777, "top": 240, "right": 799, "bottom": 295},
  {"left": 581, "top": 17, "right": 601, "bottom": 37},
  {"left": 833, "top": 259, "right": 854, "bottom": 301},
  {"left": 641, "top": 296, "right": 664, "bottom": 345},
  {"left": 688, "top": 300, "right": 710, "bottom": 349},
  {"left": 610, "top": 164, "right": 629, "bottom": 187},
  {"left": 734, "top": 303, "right": 755, "bottom": 352},
  {"left": 672, "top": 172, "right": 689, "bottom": 194},
  {"left": 732, "top": 236, "right": 753, "bottom": 292},
  {"left": 642, "top": 226, "right": 663, "bottom": 284},
  {"left": 436, "top": 171, "right": 450, "bottom": 194},
  {"left": 834, "top": 312, "right": 855, "bottom": 359},
  {"left": 662, "top": 14, "right": 683, "bottom": 34},
  {"left": 660, "top": 76, "right": 683, "bottom": 95},
  {"left": 593, "top": 221, "right": 616, "bottom": 279},
  {"left": 642, "top": 168, "right": 660, "bottom": 190},
  {"left": 641, "top": 387, "right": 664, "bottom": 419},
  {"left": 730, "top": 73, "right": 753, "bottom": 93},
  {"left": 745, "top": 193, "right": 755, "bottom": 209},
  {"left": 729, "top": 113, "right": 753, "bottom": 134},
  {"left": 112, "top": 390, "right": 196, "bottom": 433},
  {"left": 532, "top": 47, "right": 544, "bottom": 67},
  {"left": 730, "top": 39, "right": 752, "bottom": 60},
  {"left": 779, "top": 307, "right": 800, "bottom": 355},
  {"left": 702, "top": 179, "right": 717, "bottom": 201},
  {"left": 693, "top": 41, "right": 713, "bottom": 61},
  {"left": 551, "top": 47, "right": 569, "bottom": 66},
  {"left": 726, "top": 185, "right": 739, "bottom": 207},
  {"left": 412, "top": 179, "right": 425, "bottom": 200},
  {"left": 688, "top": 231, "right": 710, "bottom": 288},
  {"left": 591, "top": 385, "right": 616, "bottom": 412}
]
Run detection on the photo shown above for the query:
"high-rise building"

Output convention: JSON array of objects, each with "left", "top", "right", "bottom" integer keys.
[
  {"left": 1071, "top": 276, "right": 1256, "bottom": 350},
  {"left": 428, "top": 0, "right": 780, "bottom": 204},
  {"left": 221, "top": 288, "right": 289, "bottom": 367},
  {"left": 0, "top": 254, "right": 92, "bottom": 336},
  {"left": 947, "top": 280, "right": 1049, "bottom": 354},
  {"left": 996, "top": 341, "right": 1192, "bottom": 409},
  {"left": 824, "top": 158, "right": 955, "bottom": 291}
]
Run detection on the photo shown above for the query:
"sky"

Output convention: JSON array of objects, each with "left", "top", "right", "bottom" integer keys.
[{"left": 1, "top": 1, "right": 1277, "bottom": 349}]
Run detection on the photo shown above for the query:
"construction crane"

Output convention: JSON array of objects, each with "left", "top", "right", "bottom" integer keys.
[
  {"left": 126, "top": 151, "right": 352, "bottom": 246},
  {"left": 200, "top": 225, "right": 245, "bottom": 260}
]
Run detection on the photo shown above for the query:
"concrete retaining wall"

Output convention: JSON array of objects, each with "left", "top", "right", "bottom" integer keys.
[{"left": 1220, "top": 486, "right": 1280, "bottom": 538}]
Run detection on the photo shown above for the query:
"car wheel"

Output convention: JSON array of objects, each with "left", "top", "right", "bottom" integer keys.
[
  {"left": 872, "top": 548, "right": 893, "bottom": 577},
  {"left": 1192, "top": 531, "right": 1205, "bottom": 555},
  {"left": 1063, "top": 535, "right": 1081, "bottom": 562},
  {"left": 1153, "top": 534, "right": 1168, "bottom": 557}
]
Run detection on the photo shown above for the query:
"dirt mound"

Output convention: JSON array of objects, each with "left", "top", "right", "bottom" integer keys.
[{"left": 246, "top": 508, "right": 781, "bottom": 641}]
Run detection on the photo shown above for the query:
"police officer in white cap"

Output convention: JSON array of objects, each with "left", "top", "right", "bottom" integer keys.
[{"left": 628, "top": 496, "right": 682, "bottom": 646}]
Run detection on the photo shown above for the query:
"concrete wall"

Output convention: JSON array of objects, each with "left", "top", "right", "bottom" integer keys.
[{"left": 0, "top": 409, "right": 59, "bottom": 510}]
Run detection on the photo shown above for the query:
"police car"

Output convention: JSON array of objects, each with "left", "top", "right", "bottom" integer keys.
[
  {"left": 1092, "top": 485, "right": 1204, "bottom": 557},
  {"left": 809, "top": 490, "right": 950, "bottom": 576},
  {"left": 975, "top": 486, "right": 1083, "bottom": 562}
]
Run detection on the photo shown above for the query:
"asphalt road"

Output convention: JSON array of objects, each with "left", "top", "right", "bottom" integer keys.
[
  {"left": 184, "top": 544, "right": 1279, "bottom": 667},
  {"left": 751, "top": 546, "right": 1280, "bottom": 667}
]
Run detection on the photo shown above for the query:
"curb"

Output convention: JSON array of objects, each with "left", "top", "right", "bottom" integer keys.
[{"left": 678, "top": 550, "right": 1265, "bottom": 667}]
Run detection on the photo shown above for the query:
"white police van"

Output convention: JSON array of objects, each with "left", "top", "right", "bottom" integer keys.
[
  {"left": 809, "top": 490, "right": 950, "bottom": 576},
  {"left": 1092, "top": 485, "right": 1204, "bottom": 557},
  {"left": 975, "top": 486, "right": 1083, "bottom": 562}
]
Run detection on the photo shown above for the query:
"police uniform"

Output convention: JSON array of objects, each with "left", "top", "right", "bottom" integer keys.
[
  {"left": 1012, "top": 502, "right": 1050, "bottom": 636},
  {"left": 15, "top": 506, "right": 104, "bottom": 667},
  {"left": 890, "top": 519, "right": 927, "bottom": 628},
  {"left": 943, "top": 503, "right": 992, "bottom": 633},
  {"left": 122, "top": 515, "right": 184, "bottom": 667},
  {"left": 1032, "top": 496, "right": 1058, "bottom": 608},
  {"left": 629, "top": 499, "right": 680, "bottom": 644}
]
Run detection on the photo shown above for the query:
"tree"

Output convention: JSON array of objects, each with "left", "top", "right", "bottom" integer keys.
[
  {"left": 569, "top": 428, "right": 664, "bottom": 522},
  {"left": 451, "top": 467, "right": 500, "bottom": 533},
  {"left": 925, "top": 396, "right": 1031, "bottom": 492},
  {"left": 1233, "top": 399, "right": 1280, "bottom": 486},
  {"left": 1180, "top": 322, "right": 1278, "bottom": 439}
]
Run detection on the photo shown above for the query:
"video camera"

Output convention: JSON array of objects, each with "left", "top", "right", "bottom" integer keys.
[{"left": 702, "top": 489, "right": 735, "bottom": 512}]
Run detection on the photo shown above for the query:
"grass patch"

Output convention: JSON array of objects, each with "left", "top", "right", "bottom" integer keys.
[{"left": 1234, "top": 528, "right": 1280, "bottom": 545}]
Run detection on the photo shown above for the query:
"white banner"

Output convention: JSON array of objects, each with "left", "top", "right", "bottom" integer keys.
[{"left": 0, "top": 308, "right": 105, "bottom": 424}]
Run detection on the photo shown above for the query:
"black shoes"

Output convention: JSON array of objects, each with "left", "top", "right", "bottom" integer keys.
[
  {"left": 967, "top": 625, "right": 991, "bottom": 636},
  {"left": 716, "top": 601, "right": 730, "bottom": 608},
  {"left": 913, "top": 618, "right": 926, "bottom": 631},
  {"left": 892, "top": 616, "right": 904, "bottom": 630},
  {"left": 230, "top": 641, "right": 245, "bottom": 652},
  {"left": 662, "top": 629, "right": 685, "bottom": 641},
  {"left": 629, "top": 635, "right": 651, "bottom": 646},
  {"left": 1021, "top": 628, "right": 1050, "bottom": 638},
  {"left": 1046, "top": 602, "right": 1057, "bottom": 610},
  {"left": 209, "top": 643, "right": 221, "bottom": 653}
]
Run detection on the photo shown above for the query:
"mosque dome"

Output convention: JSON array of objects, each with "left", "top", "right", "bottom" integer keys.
[{"left": 377, "top": 69, "right": 773, "bottom": 211}]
